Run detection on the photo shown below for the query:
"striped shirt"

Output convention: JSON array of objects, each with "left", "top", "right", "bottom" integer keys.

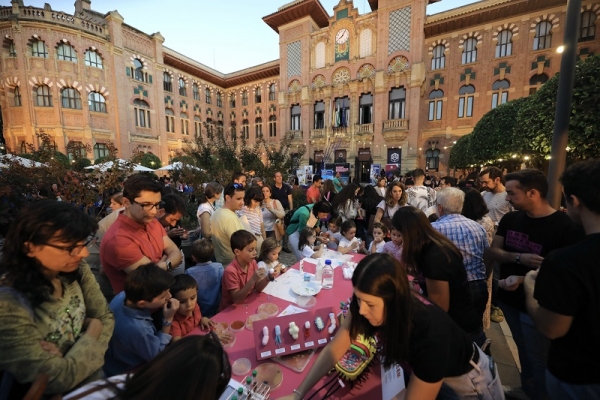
[
  {"left": 239, "top": 206, "right": 263, "bottom": 235},
  {"left": 481, "top": 191, "right": 513, "bottom": 225}
]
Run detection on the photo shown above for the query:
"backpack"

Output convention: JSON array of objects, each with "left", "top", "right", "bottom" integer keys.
[{"left": 283, "top": 205, "right": 309, "bottom": 227}]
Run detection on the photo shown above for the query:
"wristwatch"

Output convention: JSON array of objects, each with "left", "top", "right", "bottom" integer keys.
[
  {"left": 162, "top": 319, "right": 172, "bottom": 327},
  {"left": 166, "top": 260, "right": 173, "bottom": 271},
  {"left": 515, "top": 253, "right": 521, "bottom": 264}
]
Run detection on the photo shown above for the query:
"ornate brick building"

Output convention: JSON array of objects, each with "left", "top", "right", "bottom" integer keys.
[{"left": 1, "top": 0, "right": 599, "bottom": 179}]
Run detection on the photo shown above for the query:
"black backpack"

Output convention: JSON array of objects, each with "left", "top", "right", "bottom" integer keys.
[{"left": 283, "top": 205, "right": 309, "bottom": 227}]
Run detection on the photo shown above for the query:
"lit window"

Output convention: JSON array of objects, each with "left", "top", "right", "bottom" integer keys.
[
  {"left": 431, "top": 45, "right": 445, "bottom": 70},
  {"left": 35, "top": 85, "right": 53, "bottom": 107},
  {"left": 491, "top": 80, "right": 510, "bottom": 109},
  {"left": 133, "top": 99, "right": 151, "bottom": 128},
  {"left": 462, "top": 38, "right": 477, "bottom": 64},
  {"left": 84, "top": 50, "right": 103, "bottom": 68},
  {"left": 31, "top": 40, "right": 48, "bottom": 58},
  {"left": 165, "top": 108, "right": 175, "bottom": 133},
  {"left": 458, "top": 85, "right": 475, "bottom": 118},
  {"left": 88, "top": 92, "right": 106, "bottom": 113},
  {"left": 388, "top": 87, "right": 406, "bottom": 120},
  {"left": 580, "top": 11, "right": 597, "bottom": 41},
  {"left": 57, "top": 43, "right": 77, "bottom": 62},
  {"left": 425, "top": 148, "right": 441, "bottom": 171},
  {"left": 428, "top": 90, "right": 443, "bottom": 121},
  {"left": 534, "top": 21, "right": 552, "bottom": 50},
  {"left": 163, "top": 73, "right": 172, "bottom": 92},
  {"left": 496, "top": 30, "right": 513, "bottom": 58}
]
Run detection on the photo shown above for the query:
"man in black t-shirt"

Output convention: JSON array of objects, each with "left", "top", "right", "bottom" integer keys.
[
  {"left": 524, "top": 159, "right": 600, "bottom": 398},
  {"left": 485, "top": 169, "right": 584, "bottom": 400},
  {"left": 271, "top": 171, "right": 293, "bottom": 253}
]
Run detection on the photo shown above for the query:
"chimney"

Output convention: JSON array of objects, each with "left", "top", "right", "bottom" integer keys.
[{"left": 74, "top": 0, "right": 91, "bottom": 15}]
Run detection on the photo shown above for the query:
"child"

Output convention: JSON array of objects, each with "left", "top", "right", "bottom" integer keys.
[
  {"left": 169, "top": 275, "right": 233, "bottom": 343},
  {"left": 337, "top": 220, "right": 366, "bottom": 255},
  {"left": 298, "top": 226, "right": 324, "bottom": 259},
  {"left": 185, "top": 239, "right": 224, "bottom": 318},
  {"left": 220, "top": 230, "right": 269, "bottom": 310},
  {"left": 257, "top": 237, "right": 287, "bottom": 278},
  {"left": 382, "top": 226, "right": 403, "bottom": 262},
  {"left": 325, "top": 215, "right": 343, "bottom": 250},
  {"left": 104, "top": 264, "right": 179, "bottom": 377},
  {"left": 369, "top": 222, "right": 388, "bottom": 254}
]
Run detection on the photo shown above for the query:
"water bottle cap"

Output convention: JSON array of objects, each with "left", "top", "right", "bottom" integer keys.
[{"left": 325, "top": 259, "right": 332, "bottom": 265}]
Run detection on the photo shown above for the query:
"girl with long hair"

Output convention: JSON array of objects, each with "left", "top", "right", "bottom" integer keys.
[
  {"left": 297, "top": 226, "right": 324, "bottom": 259},
  {"left": 331, "top": 182, "right": 361, "bottom": 222},
  {"left": 261, "top": 185, "right": 285, "bottom": 240},
  {"left": 373, "top": 181, "right": 407, "bottom": 229},
  {"left": 392, "top": 206, "right": 485, "bottom": 347},
  {"left": 64, "top": 334, "right": 231, "bottom": 400},
  {"left": 321, "top": 179, "right": 336, "bottom": 203},
  {"left": 196, "top": 182, "right": 223, "bottom": 239},
  {"left": 0, "top": 201, "right": 114, "bottom": 397},
  {"left": 257, "top": 237, "right": 286, "bottom": 277},
  {"left": 281, "top": 253, "right": 502, "bottom": 400},
  {"left": 239, "top": 186, "right": 267, "bottom": 251}
]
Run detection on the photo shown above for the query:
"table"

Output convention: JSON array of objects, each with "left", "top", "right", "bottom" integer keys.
[{"left": 189, "top": 254, "right": 398, "bottom": 399}]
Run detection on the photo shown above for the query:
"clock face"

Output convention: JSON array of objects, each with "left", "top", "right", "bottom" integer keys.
[{"left": 335, "top": 28, "right": 349, "bottom": 44}]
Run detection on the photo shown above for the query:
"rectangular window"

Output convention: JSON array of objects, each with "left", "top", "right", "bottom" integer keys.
[
  {"left": 359, "top": 94, "right": 373, "bottom": 124},
  {"left": 94, "top": 143, "right": 109, "bottom": 159},
  {"left": 314, "top": 101, "right": 325, "bottom": 129},
  {"left": 428, "top": 100, "right": 443, "bottom": 121},
  {"left": 291, "top": 105, "right": 301, "bottom": 131}
]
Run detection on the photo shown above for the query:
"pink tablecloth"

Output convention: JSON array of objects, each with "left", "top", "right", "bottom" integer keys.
[{"left": 189, "top": 254, "right": 389, "bottom": 399}]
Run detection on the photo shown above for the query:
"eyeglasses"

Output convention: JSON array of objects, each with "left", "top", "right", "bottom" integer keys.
[
  {"left": 232, "top": 183, "right": 244, "bottom": 189},
  {"left": 43, "top": 235, "right": 96, "bottom": 256},
  {"left": 133, "top": 200, "right": 164, "bottom": 211}
]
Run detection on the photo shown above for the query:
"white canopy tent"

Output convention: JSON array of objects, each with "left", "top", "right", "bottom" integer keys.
[
  {"left": 157, "top": 161, "right": 201, "bottom": 171},
  {"left": 0, "top": 154, "right": 45, "bottom": 168},
  {"left": 84, "top": 159, "right": 154, "bottom": 172}
]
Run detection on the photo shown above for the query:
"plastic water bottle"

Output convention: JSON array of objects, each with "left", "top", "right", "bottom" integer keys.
[
  {"left": 321, "top": 259, "right": 334, "bottom": 289},
  {"left": 315, "top": 259, "right": 324, "bottom": 282}
]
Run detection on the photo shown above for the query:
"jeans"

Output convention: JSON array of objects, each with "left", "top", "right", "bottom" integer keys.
[
  {"left": 546, "top": 370, "right": 600, "bottom": 400},
  {"left": 289, "top": 231, "right": 301, "bottom": 261},
  {"left": 438, "top": 345, "right": 504, "bottom": 399},
  {"left": 520, "top": 312, "right": 550, "bottom": 400}
]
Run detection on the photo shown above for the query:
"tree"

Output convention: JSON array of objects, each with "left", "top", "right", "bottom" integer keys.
[
  {"left": 518, "top": 54, "right": 600, "bottom": 162},
  {"left": 131, "top": 148, "right": 162, "bottom": 169},
  {"left": 448, "top": 134, "right": 474, "bottom": 169}
]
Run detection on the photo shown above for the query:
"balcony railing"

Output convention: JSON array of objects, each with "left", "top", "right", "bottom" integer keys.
[
  {"left": 310, "top": 129, "right": 325, "bottom": 139},
  {"left": 355, "top": 123, "right": 374, "bottom": 134},
  {"left": 383, "top": 119, "right": 409, "bottom": 131},
  {"left": 0, "top": 6, "right": 107, "bottom": 37},
  {"left": 288, "top": 130, "right": 303, "bottom": 140}
]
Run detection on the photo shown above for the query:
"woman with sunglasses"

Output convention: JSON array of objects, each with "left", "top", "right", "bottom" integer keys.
[
  {"left": 281, "top": 253, "right": 502, "bottom": 400},
  {"left": 0, "top": 201, "right": 114, "bottom": 397},
  {"left": 64, "top": 334, "right": 231, "bottom": 400}
]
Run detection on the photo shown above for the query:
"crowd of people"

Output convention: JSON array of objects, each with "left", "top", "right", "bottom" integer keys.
[{"left": 0, "top": 160, "right": 598, "bottom": 400}]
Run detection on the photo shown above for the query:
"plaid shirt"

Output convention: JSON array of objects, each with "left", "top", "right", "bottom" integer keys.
[{"left": 432, "top": 214, "right": 489, "bottom": 281}]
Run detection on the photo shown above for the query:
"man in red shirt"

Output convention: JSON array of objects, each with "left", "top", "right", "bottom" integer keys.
[
  {"left": 101, "top": 175, "right": 182, "bottom": 293},
  {"left": 306, "top": 175, "right": 322, "bottom": 204}
]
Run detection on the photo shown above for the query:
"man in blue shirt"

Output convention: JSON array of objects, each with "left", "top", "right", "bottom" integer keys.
[{"left": 104, "top": 264, "right": 179, "bottom": 376}]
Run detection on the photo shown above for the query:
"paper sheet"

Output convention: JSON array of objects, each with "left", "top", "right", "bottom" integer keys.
[
  {"left": 278, "top": 304, "right": 309, "bottom": 317},
  {"left": 381, "top": 363, "right": 406, "bottom": 400},
  {"left": 261, "top": 269, "right": 311, "bottom": 303}
]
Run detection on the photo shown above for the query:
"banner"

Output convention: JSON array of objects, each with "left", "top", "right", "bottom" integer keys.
[{"left": 370, "top": 164, "right": 381, "bottom": 185}]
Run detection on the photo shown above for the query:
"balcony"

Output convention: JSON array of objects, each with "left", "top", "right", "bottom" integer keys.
[
  {"left": 354, "top": 123, "right": 374, "bottom": 136},
  {"left": 287, "top": 130, "right": 303, "bottom": 142},
  {"left": 382, "top": 119, "right": 409, "bottom": 142},
  {"left": 310, "top": 129, "right": 325, "bottom": 140}
]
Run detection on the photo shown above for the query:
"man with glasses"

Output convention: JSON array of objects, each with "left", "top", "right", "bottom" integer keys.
[
  {"left": 101, "top": 175, "right": 182, "bottom": 294},
  {"left": 479, "top": 167, "right": 513, "bottom": 227}
]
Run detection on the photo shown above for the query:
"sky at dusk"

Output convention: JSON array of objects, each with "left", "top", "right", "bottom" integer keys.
[{"left": 15, "top": 0, "right": 481, "bottom": 73}]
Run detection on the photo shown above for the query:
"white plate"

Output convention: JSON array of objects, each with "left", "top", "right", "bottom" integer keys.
[{"left": 292, "top": 282, "right": 322, "bottom": 296}]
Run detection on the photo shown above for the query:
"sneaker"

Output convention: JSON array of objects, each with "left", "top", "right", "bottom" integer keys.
[
  {"left": 491, "top": 305, "right": 505, "bottom": 323},
  {"left": 503, "top": 386, "right": 530, "bottom": 400}
]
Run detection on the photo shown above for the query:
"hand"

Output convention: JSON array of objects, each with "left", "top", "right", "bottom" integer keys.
[
  {"left": 40, "top": 340, "right": 63, "bottom": 358},
  {"left": 200, "top": 317, "right": 215, "bottom": 330},
  {"left": 317, "top": 235, "right": 329, "bottom": 244},
  {"left": 500, "top": 275, "right": 525, "bottom": 291},
  {"left": 350, "top": 241, "right": 358, "bottom": 249},
  {"left": 520, "top": 253, "right": 544, "bottom": 269},
  {"left": 253, "top": 268, "right": 268, "bottom": 283},
  {"left": 217, "top": 330, "right": 234, "bottom": 343},
  {"left": 168, "top": 227, "right": 185, "bottom": 238},
  {"left": 523, "top": 269, "right": 539, "bottom": 299},
  {"left": 359, "top": 241, "right": 366, "bottom": 250},
  {"left": 163, "top": 298, "right": 180, "bottom": 321}
]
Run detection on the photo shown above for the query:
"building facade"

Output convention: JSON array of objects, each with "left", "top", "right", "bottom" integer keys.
[{"left": 1, "top": 0, "right": 599, "bottom": 179}]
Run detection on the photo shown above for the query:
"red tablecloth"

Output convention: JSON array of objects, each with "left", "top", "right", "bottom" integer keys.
[{"left": 189, "top": 254, "right": 391, "bottom": 399}]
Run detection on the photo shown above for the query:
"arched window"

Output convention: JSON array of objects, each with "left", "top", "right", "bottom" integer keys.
[
  {"left": 580, "top": 11, "right": 597, "bottom": 41},
  {"left": 133, "top": 99, "right": 151, "bottom": 128},
  {"left": 242, "top": 90, "right": 248, "bottom": 106},
  {"left": 94, "top": 143, "right": 108, "bottom": 159},
  {"left": 529, "top": 74, "right": 549, "bottom": 95},
  {"left": 13, "top": 86, "right": 22, "bottom": 107},
  {"left": 462, "top": 38, "right": 477, "bottom": 64},
  {"left": 255, "top": 88, "right": 262, "bottom": 103},
  {"left": 133, "top": 59, "right": 146, "bottom": 82},
  {"left": 491, "top": 80, "right": 510, "bottom": 109},
  {"left": 534, "top": 21, "right": 552, "bottom": 50},
  {"left": 88, "top": 92, "right": 106, "bottom": 113},
  {"left": 205, "top": 88, "right": 212, "bottom": 104},
  {"left": 458, "top": 85, "right": 475, "bottom": 118},
  {"left": 193, "top": 83, "right": 200, "bottom": 101},
  {"left": 194, "top": 116, "right": 202, "bottom": 136},
  {"left": 31, "top": 40, "right": 48, "bottom": 58},
  {"left": 230, "top": 94, "right": 236, "bottom": 108},
  {"left": 20, "top": 141, "right": 27, "bottom": 154},
  {"left": 84, "top": 50, "right": 103, "bottom": 68},
  {"left": 496, "top": 30, "right": 513, "bottom": 58},
  {"left": 388, "top": 87, "right": 406, "bottom": 120},
  {"left": 269, "top": 84, "right": 276, "bottom": 101},
  {"left": 242, "top": 119, "right": 249, "bottom": 139},
  {"left": 217, "top": 92, "right": 223, "bottom": 108},
  {"left": 180, "top": 112, "right": 189, "bottom": 135},
  {"left": 35, "top": 85, "right": 53, "bottom": 107},
  {"left": 431, "top": 45, "right": 445, "bottom": 70},
  {"left": 179, "top": 78, "right": 187, "bottom": 96},
  {"left": 61, "top": 88, "right": 81, "bottom": 109},
  {"left": 255, "top": 117, "right": 263, "bottom": 138},
  {"left": 269, "top": 115, "right": 277, "bottom": 137},
  {"left": 428, "top": 90, "right": 443, "bottom": 121},
  {"left": 230, "top": 121, "right": 237, "bottom": 140},
  {"left": 165, "top": 108, "right": 175, "bottom": 132},
  {"left": 57, "top": 43, "right": 77, "bottom": 62},
  {"left": 425, "top": 148, "right": 441, "bottom": 171},
  {"left": 8, "top": 40, "right": 16, "bottom": 57},
  {"left": 163, "top": 73, "right": 172, "bottom": 92}
]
